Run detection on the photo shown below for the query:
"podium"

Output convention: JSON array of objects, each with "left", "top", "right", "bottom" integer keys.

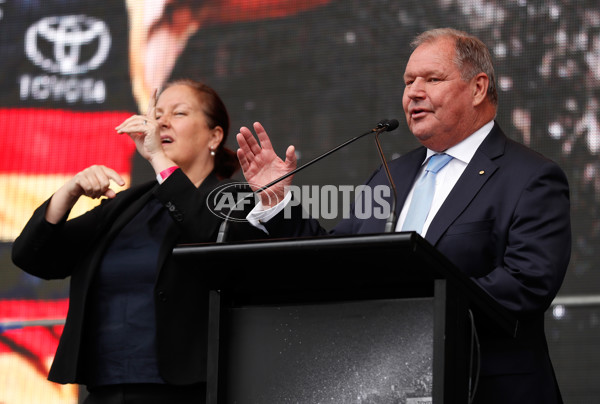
[{"left": 173, "top": 232, "right": 517, "bottom": 404}]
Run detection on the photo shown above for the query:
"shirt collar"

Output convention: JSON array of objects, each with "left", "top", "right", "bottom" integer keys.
[{"left": 424, "top": 120, "right": 495, "bottom": 165}]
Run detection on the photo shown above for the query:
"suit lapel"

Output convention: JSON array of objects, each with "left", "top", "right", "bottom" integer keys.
[
  {"left": 425, "top": 124, "right": 507, "bottom": 246},
  {"left": 156, "top": 171, "right": 221, "bottom": 262}
]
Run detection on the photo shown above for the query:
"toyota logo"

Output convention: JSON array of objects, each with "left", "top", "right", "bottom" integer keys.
[{"left": 25, "top": 15, "right": 111, "bottom": 75}]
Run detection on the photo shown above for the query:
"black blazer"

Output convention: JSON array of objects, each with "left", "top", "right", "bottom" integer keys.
[
  {"left": 11, "top": 169, "right": 260, "bottom": 386},
  {"left": 265, "top": 123, "right": 571, "bottom": 404}
]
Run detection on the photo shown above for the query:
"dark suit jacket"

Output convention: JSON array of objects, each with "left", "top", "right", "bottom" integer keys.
[
  {"left": 265, "top": 123, "right": 571, "bottom": 404},
  {"left": 11, "top": 169, "right": 260, "bottom": 386}
]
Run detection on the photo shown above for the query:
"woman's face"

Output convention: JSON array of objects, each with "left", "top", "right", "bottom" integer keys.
[{"left": 155, "top": 84, "right": 222, "bottom": 172}]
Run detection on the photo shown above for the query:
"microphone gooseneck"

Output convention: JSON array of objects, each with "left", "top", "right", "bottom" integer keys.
[
  {"left": 254, "top": 119, "right": 394, "bottom": 194},
  {"left": 216, "top": 119, "right": 399, "bottom": 243}
]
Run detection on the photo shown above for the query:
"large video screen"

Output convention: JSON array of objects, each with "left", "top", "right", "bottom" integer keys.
[{"left": 1, "top": 1, "right": 598, "bottom": 403}]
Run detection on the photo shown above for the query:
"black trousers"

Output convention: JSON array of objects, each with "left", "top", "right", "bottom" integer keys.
[{"left": 83, "top": 383, "right": 206, "bottom": 404}]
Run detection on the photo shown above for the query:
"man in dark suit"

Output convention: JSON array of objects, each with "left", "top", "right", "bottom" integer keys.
[{"left": 236, "top": 28, "right": 570, "bottom": 404}]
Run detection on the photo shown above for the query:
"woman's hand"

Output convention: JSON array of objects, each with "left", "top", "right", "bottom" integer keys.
[
  {"left": 115, "top": 89, "right": 164, "bottom": 163},
  {"left": 45, "top": 165, "right": 125, "bottom": 224},
  {"left": 67, "top": 165, "right": 125, "bottom": 200}
]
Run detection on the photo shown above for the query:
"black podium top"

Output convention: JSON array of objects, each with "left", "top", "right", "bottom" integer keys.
[{"left": 173, "top": 232, "right": 517, "bottom": 336}]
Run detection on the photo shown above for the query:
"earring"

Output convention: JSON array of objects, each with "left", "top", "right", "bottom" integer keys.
[{"left": 210, "top": 147, "right": 216, "bottom": 156}]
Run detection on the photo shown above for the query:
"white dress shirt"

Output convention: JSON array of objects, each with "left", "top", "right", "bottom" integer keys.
[{"left": 396, "top": 120, "right": 494, "bottom": 235}]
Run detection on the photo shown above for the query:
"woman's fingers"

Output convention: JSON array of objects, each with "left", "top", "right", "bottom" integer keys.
[{"left": 73, "top": 165, "right": 125, "bottom": 199}]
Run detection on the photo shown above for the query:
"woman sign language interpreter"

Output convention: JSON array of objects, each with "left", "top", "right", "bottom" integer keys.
[{"left": 12, "top": 79, "right": 254, "bottom": 404}]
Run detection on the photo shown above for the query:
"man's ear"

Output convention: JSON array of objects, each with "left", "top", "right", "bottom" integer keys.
[{"left": 472, "top": 73, "right": 490, "bottom": 106}]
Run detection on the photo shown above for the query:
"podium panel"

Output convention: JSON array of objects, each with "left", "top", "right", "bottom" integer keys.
[
  {"left": 173, "top": 232, "right": 517, "bottom": 404},
  {"left": 222, "top": 297, "right": 434, "bottom": 403}
]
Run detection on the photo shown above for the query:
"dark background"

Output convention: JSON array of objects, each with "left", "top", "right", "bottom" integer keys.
[{"left": 1, "top": 1, "right": 598, "bottom": 402}]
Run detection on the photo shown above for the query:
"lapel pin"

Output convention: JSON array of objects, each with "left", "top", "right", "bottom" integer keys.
[{"left": 479, "top": 170, "right": 485, "bottom": 175}]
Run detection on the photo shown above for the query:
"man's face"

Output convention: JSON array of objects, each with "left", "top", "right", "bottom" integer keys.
[{"left": 402, "top": 38, "right": 477, "bottom": 151}]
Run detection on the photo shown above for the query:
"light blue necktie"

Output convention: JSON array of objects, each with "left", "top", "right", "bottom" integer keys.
[{"left": 402, "top": 153, "right": 453, "bottom": 234}]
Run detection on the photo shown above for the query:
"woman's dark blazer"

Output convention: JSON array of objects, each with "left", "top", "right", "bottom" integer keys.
[{"left": 12, "top": 169, "right": 256, "bottom": 386}]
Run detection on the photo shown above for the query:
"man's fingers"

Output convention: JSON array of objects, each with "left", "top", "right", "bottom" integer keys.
[
  {"left": 236, "top": 131, "right": 253, "bottom": 159},
  {"left": 237, "top": 147, "right": 249, "bottom": 172},
  {"left": 253, "top": 122, "right": 274, "bottom": 151},
  {"left": 237, "top": 127, "right": 262, "bottom": 157},
  {"left": 285, "top": 145, "right": 297, "bottom": 169}
]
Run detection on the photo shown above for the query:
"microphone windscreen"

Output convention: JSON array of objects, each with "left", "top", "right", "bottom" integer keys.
[
  {"left": 376, "top": 119, "right": 389, "bottom": 128},
  {"left": 385, "top": 119, "right": 400, "bottom": 131}
]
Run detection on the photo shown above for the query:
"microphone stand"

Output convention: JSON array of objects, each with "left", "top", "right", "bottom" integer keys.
[
  {"left": 216, "top": 120, "right": 398, "bottom": 243},
  {"left": 373, "top": 120, "right": 399, "bottom": 232}
]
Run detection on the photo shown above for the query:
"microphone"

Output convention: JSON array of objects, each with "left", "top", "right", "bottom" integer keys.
[
  {"left": 216, "top": 119, "right": 399, "bottom": 243},
  {"left": 373, "top": 119, "right": 400, "bottom": 232},
  {"left": 384, "top": 119, "right": 400, "bottom": 131}
]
